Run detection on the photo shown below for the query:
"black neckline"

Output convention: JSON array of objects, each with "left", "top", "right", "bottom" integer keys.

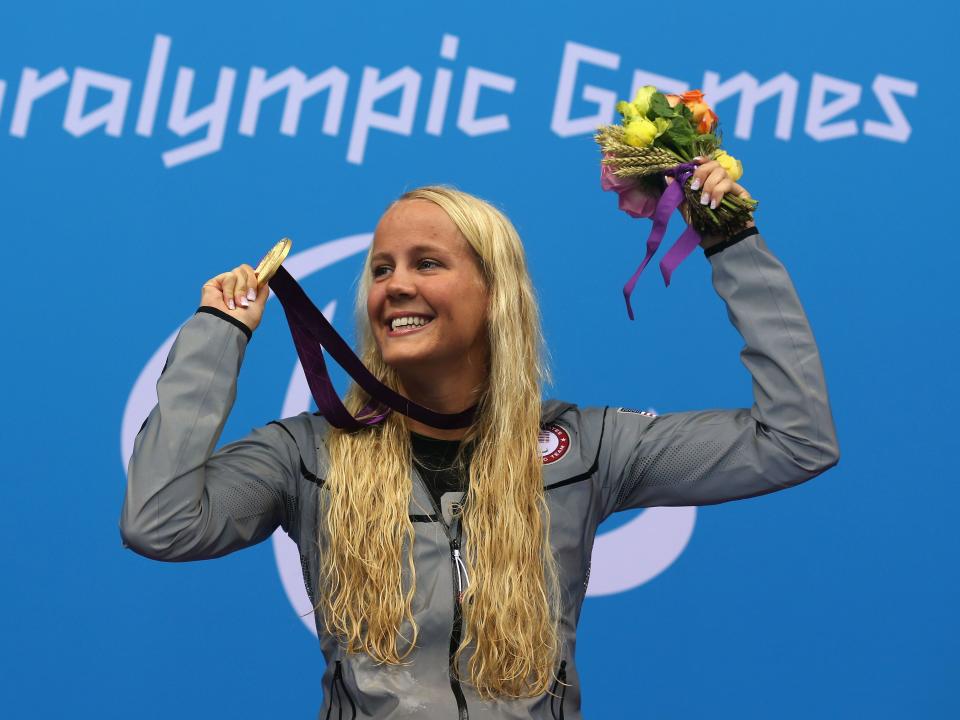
[{"left": 410, "top": 431, "right": 462, "bottom": 447}]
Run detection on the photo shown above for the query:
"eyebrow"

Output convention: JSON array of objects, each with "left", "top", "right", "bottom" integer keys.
[{"left": 370, "top": 243, "right": 450, "bottom": 262}]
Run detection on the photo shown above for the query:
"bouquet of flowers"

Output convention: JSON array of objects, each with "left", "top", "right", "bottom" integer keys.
[{"left": 595, "top": 86, "right": 758, "bottom": 318}]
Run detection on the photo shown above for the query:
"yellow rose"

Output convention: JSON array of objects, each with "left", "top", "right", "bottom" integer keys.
[
  {"left": 714, "top": 150, "right": 743, "bottom": 182},
  {"left": 631, "top": 85, "right": 657, "bottom": 116},
  {"left": 623, "top": 118, "right": 657, "bottom": 147},
  {"left": 616, "top": 100, "right": 640, "bottom": 119},
  {"left": 623, "top": 116, "right": 671, "bottom": 148}
]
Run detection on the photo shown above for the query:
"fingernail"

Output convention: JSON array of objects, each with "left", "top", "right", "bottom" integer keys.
[
  {"left": 700, "top": 193, "right": 711, "bottom": 206},
  {"left": 247, "top": 288, "right": 257, "bottom": 301},
  {"left": 240, "top": 296, "right": 249, "bottom": 308},
  {"left": 690, "top": 177, "right": 701, "bottom": 191},
  {"left": 227, "top": 299, "right": 235, "bottom": 310},
  {"left": 710, "top": 198, "right": 718, "bottom": 210}
]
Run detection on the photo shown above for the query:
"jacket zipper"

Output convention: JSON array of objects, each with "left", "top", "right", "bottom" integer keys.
[
  {"left": 325, "top": 660, "right": 357, "bottom": 720},
  {"left": 415, "top": 472, "right": 470, "bottom": 720},
  {"left": 550, "top": 659, "right": 568, "bottom": 720},
  {"left": 448, "top": 535, "right": 469, "bottom": 720}
]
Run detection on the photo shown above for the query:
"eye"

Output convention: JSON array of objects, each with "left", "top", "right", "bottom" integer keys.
[
  {"left": 417, "top": 258, "right": 441, "bottom": 270},
  {"left": 372, "top": 264, "right": 392, "bottom": 278}
]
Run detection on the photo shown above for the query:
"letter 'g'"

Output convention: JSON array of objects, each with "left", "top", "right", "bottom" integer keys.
[{"left": 550, "top": 41, "right": 620, "bottom": 138}]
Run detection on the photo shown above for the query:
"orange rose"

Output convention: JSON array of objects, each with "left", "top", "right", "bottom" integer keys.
[
  {"left": 680, "top": 90, "right": 718, "bottom": 134},
  {"left": 695, "top": 107, "right": 719, "bottom": 133}
]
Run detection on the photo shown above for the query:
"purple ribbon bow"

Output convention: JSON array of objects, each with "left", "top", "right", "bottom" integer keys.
[
  {"left": 269, "top": 265, "right": 477, "bottom": 431},
  {"left": 601, "top": 161, "right": 703, "bottom": 320}
]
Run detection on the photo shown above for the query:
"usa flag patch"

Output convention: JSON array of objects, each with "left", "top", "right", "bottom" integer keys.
[
  {"left": 538, "top": 423, "right": 571, "bottom": 464},
  {"left": 617, "top": 407, "right": 657, "bottom": 417}
]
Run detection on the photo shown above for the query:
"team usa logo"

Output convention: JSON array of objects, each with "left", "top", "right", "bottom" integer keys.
[{"left": 538, "top": 423, "right": 571, "bottom": 464}]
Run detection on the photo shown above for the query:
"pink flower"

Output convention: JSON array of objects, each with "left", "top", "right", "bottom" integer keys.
[{"left": 601, "top": 159, "right": 658, "bottom": 219}]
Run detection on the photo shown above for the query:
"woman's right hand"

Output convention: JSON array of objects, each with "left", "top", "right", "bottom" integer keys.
[{"left": 200, "top": 263, "right": 270, "bottom": 333}]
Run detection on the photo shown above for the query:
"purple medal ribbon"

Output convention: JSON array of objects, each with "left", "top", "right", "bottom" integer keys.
[
  {"left": 269, "top": 265, "right": 477, "bottom": 431},
  {"left": 620, "top": 162, "right": 703, "bottom": 320}
]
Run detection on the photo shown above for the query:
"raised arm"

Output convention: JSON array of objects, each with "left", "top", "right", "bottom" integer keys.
[
  {"left": 120, "top": 264, "right": 305, "bottom": 561},
  {"left": 598, "top": 227, "right": 840, "bottom": 516}
]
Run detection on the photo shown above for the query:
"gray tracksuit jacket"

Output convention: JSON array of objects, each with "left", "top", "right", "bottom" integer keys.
[{"left": 120, "top": 230, "right": 840, "bottom": 719}]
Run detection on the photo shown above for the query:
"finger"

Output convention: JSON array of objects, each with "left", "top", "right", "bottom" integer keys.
[
  {"left": 238, "top": 263, "right": 259, "bottom": 304},
  {"left": 218, "top": 272, "right": 237, "bottom": 310},
  {"left": 689, "top": 160, "right": 719, "bottom": 191},
  {"left": 710, "top": 180, "right": 734, "bottom": 209},
  {"left": 700, "top": 168, "right": 732, "bottom": 209},
  {"left": 234, "top": 263, "right": 257, "bottom": 307},
  {"left": 232, "top": 267, "right": 251, "bottom": 309},
  {"left": 683, "top": 157, "right": 705, "bottom": 190}
]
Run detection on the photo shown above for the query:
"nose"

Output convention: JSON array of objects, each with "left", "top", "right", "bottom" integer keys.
[{"left": 385, "top": 266, "right": 416, "bottom": 300}]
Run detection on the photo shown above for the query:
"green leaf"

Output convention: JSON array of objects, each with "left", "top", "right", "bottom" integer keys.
[
  {"left": 665, "top": 120, "right": 696, "bottom": 150},
  {"left": 649, "top": 93, "right": 678, "bottom": 119}
]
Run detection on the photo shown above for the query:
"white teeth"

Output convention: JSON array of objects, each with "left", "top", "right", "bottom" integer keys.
[{"left": 390, "top": 316, "right": 431, "bottom": 331}]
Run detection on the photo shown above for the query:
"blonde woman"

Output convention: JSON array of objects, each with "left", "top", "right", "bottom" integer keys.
[{"left": 121, "top": 165, "right": 840, "bottom": 719}]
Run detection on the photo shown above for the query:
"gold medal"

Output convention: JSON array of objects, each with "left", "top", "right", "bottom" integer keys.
[{"left": 255, "top": 237, "right": 292, "bottom": 289}]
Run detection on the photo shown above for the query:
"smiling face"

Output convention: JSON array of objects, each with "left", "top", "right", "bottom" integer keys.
[{"left": 366, "top": 199, "right": 491, "bottom": 382}]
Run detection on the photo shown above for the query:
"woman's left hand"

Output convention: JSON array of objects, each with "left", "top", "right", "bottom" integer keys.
[
  {"left": 688, "top": 156, "right": 750, "bottom": 209},
  {"left": 666, "top": 156, "right": 755, "bottom": 248}
]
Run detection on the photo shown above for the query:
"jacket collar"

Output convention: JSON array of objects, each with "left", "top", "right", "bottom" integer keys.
[{"left": 541, "top": 399, "right": 575, "bottom": 425}]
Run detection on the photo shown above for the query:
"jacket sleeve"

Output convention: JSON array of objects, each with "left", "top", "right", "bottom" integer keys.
[
  {"left": 119, "top": 307, "right": 302, "bottom": 561},
  {"left": 597, "top": 230, "right": 840, "bottom": 517}
]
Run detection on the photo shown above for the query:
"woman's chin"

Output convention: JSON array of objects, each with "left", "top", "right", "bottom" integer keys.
[{"left": 380, "top": 349, "right": 434, "bottom": 371}]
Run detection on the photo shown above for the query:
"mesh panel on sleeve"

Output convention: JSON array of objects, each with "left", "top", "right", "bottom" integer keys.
[
  {"left": 280, "top": 490, "right": 298, "bottom": 535},
  {"left": 300, "top": 553, "right": 315, "bottom": 605},
  {"left": 617, "top": 437, "right": 748, "bottom": 507},
  {"left": 213, "top": 479, "right": 278, "bottom": 521}
]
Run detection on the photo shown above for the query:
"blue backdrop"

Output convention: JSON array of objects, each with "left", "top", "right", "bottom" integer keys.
[{"left": 2, "top": 1, "right": 955, "bottom": 717}]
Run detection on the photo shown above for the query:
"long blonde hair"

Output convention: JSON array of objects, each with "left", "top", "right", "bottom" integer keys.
[{"left": 317, "top": 186, "right": 560, "bottom": 697}]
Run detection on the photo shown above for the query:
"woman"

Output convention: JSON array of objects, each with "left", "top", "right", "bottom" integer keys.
[{"left": 120, "top": 162, "right": 840, "bottom": 719}]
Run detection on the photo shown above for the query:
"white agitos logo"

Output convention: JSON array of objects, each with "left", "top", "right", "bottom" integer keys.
[{"left": 120, "top": 235, "right": 695, "bottom": 636}]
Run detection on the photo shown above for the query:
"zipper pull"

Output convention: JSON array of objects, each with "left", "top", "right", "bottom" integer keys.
[{"left": 451, "top": 540, "right": 470, "bottom": 602}]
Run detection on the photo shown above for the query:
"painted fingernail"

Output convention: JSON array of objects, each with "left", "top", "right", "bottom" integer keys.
[
  {"left": 247, "top": 287, "right": 256, "bottom": 301},
  {"left": 690, "top": 177, "right": 701, "bottom": 191},
  {"left": 227, "top": 299, "right": 236, "bottom": 310},
  {"left": 240, "top": 296, "right": 249, "bottom": 308},
  {"left": 700, "top": 193, "right": 711, "bottom": 206},
  {"left": 710, "top": 197, "right": 718, "bottom": 210}
]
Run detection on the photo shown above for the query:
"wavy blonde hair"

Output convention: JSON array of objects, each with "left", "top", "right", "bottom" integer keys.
[{"left": 317, "top": 186, "right": 560, "bottom": 698}]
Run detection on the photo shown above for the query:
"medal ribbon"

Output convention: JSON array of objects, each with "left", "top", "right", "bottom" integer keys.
[{"left": 268, "top": 265, "right": 477, "bottom": 431}]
